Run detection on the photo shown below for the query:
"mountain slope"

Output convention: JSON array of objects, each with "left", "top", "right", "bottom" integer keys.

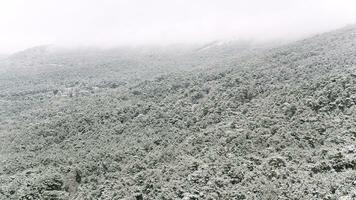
[{"left": 0, "top": 26, "right": 356, "bottom": 199}]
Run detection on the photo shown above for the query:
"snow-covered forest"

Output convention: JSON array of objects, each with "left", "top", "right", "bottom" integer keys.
[{"left": 0, "top": 25, "right": 356, "bottom": 199}]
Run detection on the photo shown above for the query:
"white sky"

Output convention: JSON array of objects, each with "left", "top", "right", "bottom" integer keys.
[{"left": 0, "top": 0, "right": 356, "bottom": 53}]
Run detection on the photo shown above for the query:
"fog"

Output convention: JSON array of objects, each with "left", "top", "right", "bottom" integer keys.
[{"left": 0, "top": 0, "right": 356, "bottom": 54}]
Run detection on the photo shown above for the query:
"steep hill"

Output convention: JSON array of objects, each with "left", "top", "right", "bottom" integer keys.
[{"left": 0, "top": 26, "right": 356, "bottom": 199}]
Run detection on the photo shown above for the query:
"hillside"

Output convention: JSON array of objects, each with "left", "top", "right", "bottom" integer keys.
[{"left": 0, "top": 26, "right": 356, "bottom": 199}]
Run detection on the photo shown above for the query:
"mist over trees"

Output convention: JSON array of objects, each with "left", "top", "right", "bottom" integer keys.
[{"left": 0, "top": 26, "right": 356, "bottom": 199}]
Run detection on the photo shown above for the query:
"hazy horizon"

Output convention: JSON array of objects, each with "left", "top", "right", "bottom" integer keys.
[{"left": 1, "top": 0, "right": 356, "bottom": 54}]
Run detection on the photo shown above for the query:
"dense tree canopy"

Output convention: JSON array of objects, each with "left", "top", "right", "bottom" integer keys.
[{"left": 0, "top": 26, "right": 356, "bottom": 199}]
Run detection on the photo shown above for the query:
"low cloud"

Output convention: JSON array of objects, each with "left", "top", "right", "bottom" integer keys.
[{"left": 0, "top": 0, "right": 356, "bottom": 53}]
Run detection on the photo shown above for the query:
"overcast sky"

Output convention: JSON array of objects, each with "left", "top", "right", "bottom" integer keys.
[{"left": 0, "top": 0, "right": 356, "bottom": 53}]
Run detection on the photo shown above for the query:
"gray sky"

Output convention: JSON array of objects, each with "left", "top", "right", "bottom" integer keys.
[{"left": 0, "top": 0, "right": 356, "bottom": 53}]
